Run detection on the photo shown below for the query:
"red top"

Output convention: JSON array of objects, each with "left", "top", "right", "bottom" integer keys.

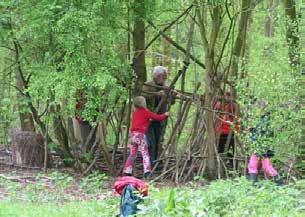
[
  {"left": 114, "top": 176, "right": 148, "bottom": 196},
  {"left": 131, "top": 108, "right": 168, "bottom": 134},
  {"left": 214, "top": 101, "right": 239, "bottom": 135}
]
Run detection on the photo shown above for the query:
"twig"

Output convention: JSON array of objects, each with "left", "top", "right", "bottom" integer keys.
[
  {"left": 146, "top": 19, "right": 205, "bottom": 69},
  {"left": 0, "top": 162, "right": 42, "bottom": 170},
  {"left": 133, "top": 5, "right": 194, "bottom": 63},
  {"left": 82, "top": 154, "right": 100, "bottom": 176},
  {"left": 152, "top": 167, "right": 175, "bottom": 182}
]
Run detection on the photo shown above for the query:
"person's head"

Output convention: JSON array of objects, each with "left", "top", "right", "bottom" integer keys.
[
  {"left": 134, "top": 96, "right": 147, "bottom": 109},
  {"left": 152, "top": 66, "right": 168, "bottom": 85}
]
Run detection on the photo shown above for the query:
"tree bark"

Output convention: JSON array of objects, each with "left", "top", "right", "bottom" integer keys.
[
  {"left": 162, "top": 30, "right": 172, "bottom": 70},
  {"left": 296, "top": 2, "right": 304, "bottom": 175},
  {"left": 264, "top": 0, "right": 280, "bottom": 37},
  {"left": 282, "top": 0, "right": 300, "bottom": 68},
  {"left": 195, "top": 1, "right": 221, "bottom": 179},
  {"left": 132, "top": 0, "right": 147, "bottom": 93},
  {"left": 11, "top": 129, "right": 51, "bottom": 167},
  {"left": 50, "top": 105, "right": 73, "bottom": 165},
  {"left": 230, "top": 0, "right": 252, "bottom": 80},
  {"left": 204, "top": 55, "right": 218, "bottom": 179},
  {"left": 13, "top": 41, "right": 35, "bottom": 132}
]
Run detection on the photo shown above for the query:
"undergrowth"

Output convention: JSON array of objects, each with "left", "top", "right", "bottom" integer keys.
[{"left": 0, "top": 172, "right": 305, "bottom": 217}]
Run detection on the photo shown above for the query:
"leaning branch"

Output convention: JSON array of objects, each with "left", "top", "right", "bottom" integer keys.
[
  {"left": 133, "top": 4, "right": 194, "bottom": 63},
  {"left": 146, "top": 20, "right": 205, "bottom": 69}
]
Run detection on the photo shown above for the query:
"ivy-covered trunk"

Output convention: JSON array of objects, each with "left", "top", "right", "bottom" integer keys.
[
  {"left": 296, "top": 1, "right": 304, "bottom": 175},
  {"left": 282, "top": 0, "right": 302, "bottom": 174},
  {"left": 13, "top": 40, "right": 35, "bottom": 132},
  {"left": 282, "top": 0, "right": 300, "bottom": 68},
  {"left": 132, "top": 0, "right": 147, "bottom": 93}
]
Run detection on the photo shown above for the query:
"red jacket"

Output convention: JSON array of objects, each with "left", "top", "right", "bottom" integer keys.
[
  {"left": 113, "top": 176, "right": 148, "bottom": 196},
  {"left": 214, "top": 101, "right": 239, "bottom": 135},
  {"left": 131, "top": 108, "right": 168, "bottom": 134}
]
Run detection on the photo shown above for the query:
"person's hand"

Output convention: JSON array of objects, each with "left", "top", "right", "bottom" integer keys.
[
  {"left": 170, "top": 90, "right": 178, "bottom": 97},
  {"left": 165, "top": 112, "right": 170, "bottom": 116},
  {"left": 158, "top": 90, "right": 166, "bottom": 98}
]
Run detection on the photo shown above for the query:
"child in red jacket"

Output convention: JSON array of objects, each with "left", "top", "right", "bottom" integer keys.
[{"left": 123, "top": 96, "right": 169, "bottom": 178}]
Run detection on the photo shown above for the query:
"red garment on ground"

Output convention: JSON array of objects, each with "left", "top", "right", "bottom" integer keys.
[
  {"left": 214, "top": 101, "right": 239, "bottom": 135},
  {"left": 113, "top": 176, "right": 149, "bottom": 196},
  {"left": 130, "top": 108, "right": 168, "bottom": 134}
]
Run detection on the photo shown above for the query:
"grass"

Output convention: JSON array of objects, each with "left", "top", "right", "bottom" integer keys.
[
  {"left": 0, "top": 171, "right": 305, "bottom": 217},
  {"left": 0, "top": 201, "right": 116, "bottom": 217}
]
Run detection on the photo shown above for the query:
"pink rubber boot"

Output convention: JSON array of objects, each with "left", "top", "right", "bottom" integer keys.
[
  {"left": 248, "top": 154, "right": 259, "bottom": 174},
  {"left": 261, "top": 157, "right": 278, "bottom": 178},
  {"left": 248, "top": 154, "right": 259, "bottom": 182}
]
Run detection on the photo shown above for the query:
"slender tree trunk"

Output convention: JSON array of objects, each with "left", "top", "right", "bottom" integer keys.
[
  {"left": 13, "top": 41, "right": 35, "bottom": 132},
  {"left": 50, "top": 104, "right": 73, "bottom": 165},
  {"left": 264, "top": 0, "right": 280, "bottom": 37},
  {"left": 282, "top": 0, "right": 300, "bottom": 68},
  {"left": 230, "top": 0, "right": 252, "bottom": 80},
  {"left": 204, "top": 53, "right": 217, "bottom": 179},
  {"left": 196, "top": 2, "right": 221, "bottom": 179},
  {"left": 296, "top": 2, "right": 304, "bottom": 175},
  {"left": 163, "top": 30, "right": 172, "bottom": 70},
  {"left": 132, "top": 0, "right": 146, "bottom": 93}
]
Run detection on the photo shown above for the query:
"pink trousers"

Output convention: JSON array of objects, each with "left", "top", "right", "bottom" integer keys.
[
  {"left": 248, "top": 154, "right": 278, "bottom": 178},
  {"left": 123, "top": 132, "right": 151, "bottom": 174}
]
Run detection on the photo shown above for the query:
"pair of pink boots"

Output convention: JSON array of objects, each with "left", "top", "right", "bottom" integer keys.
[{"left": 248, "top": 154, "right": 282, "bottom": 185}]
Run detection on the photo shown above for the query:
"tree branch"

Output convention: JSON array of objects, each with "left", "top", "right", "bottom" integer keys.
[
  {"left": 133, "top": 4, "right": 194, "bottom": 62},
  {"left": 146, "top": 19, "right": 205, "bottom": 69}
]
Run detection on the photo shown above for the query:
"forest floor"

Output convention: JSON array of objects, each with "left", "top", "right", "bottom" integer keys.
[{"left": 1, "top": 145, "right": 305, "bottom": 217}]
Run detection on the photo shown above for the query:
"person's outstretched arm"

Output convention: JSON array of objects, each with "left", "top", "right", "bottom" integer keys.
[{"left": 146, "top": 110, "right": 169, "bottom": 121}]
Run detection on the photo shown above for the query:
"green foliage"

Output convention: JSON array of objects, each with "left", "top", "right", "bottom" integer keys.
[
  {"left": 0, "top": 0, "right": 132, "bottom": 125},
  {"left": 80, "top": 171, "right": 108, "bottom": 194},
  {"left": 236, "top": 7, "right": 301, "bottom": 158},
  {"left": 165, "top": 189, "right": 176, "bottom": 213},
  {"left": 139, "top": 178, "right": 305, "bottom": 217},
  {"left": 48, "top": 171, "right": 75, "bottom": 190},
  {"left": 0, "top": 176, "right": 305, "bottom": 216},
  {"left": 0, "top": 201, "right": 113, "bottom": 217}
]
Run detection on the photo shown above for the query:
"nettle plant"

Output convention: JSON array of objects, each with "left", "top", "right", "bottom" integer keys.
[{"left": 138, "top": 178, "right": 304, "bottom": 217}]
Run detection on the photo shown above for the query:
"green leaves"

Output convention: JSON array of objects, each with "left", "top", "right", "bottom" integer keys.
[
  {"left": 0, "top": 0, "right": 132, "bottom": 126},
  {"left": 0, "top": 175, "right": 304, "bottom": 216},
  {"left": 137, "top": 178, "right": 305, "bottom": 217},
  {"left": 165, "top": 189, "right": 176, "bottom": 213}
]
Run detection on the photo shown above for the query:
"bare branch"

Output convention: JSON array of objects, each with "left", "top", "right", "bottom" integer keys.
[{"left": 146, "top": 19, "right": 205, "bottom": 69}]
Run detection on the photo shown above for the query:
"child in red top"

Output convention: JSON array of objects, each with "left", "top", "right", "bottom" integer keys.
[
  {"left": 214, "top": 92, "right": 239, "bottom": 168},
  {"left": 123, "top": 96, "right": 169, "bottom": 178}
]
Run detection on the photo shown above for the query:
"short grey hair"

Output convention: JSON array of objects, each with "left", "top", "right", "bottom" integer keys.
[{"left": 153, "top": 66, "right": 168, "bottom": 78}]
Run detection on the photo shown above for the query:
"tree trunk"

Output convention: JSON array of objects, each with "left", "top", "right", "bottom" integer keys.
[
  {"left": 297, "top": 2, "right": 304, "bottom": 175},
  {"left": 282, "top": 0, "right": 300, "bottom": 68},
  {"left": 264, "top": 0, "right": 280, "bottom": 37},
  {"left": 230, "top": 0, "right": 252, "bottom": 80},
  {"left": 50, "top": 104, "right": 73, "bottom": 165},
  {"left": 11, "top": 129, "right": 51, "bottom": 167},
  {"left": 13, "top": 41, "right": 35, "bottom": 132},
  {"left": 195, "top": 2, "right": 221, "bottom": 179},
  {"left": 163, "top": 29, "right": 172, "bottom": 70},
  {"left": 132, "top": 0, "right": 146, "bottom": 93},
  {"left": 204, "top": 54, "right": 217, "bottom": 179}
]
